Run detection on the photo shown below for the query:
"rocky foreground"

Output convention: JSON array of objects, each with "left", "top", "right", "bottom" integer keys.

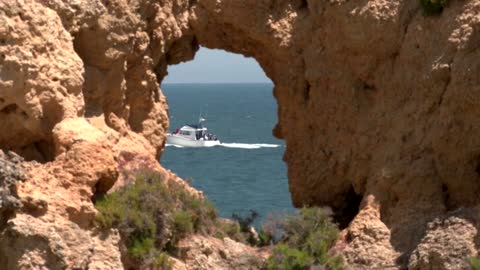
[{"left": 1, "top": 0, "right": 480, "bottom": 269}]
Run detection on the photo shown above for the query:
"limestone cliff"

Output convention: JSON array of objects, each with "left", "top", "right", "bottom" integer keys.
[{"left": 1, "top": 0, "right": 480, "bottom": 269}]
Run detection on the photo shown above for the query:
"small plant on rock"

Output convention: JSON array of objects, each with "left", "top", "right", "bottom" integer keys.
[
  {"left": 265, "top": 207, "right": 344, "bottom": 270},
  {"left": 215, "top": 218, "right": 244, "bottom": 241},
  {"left": 470, "top": 256, "right": 480, "bottom": 270},
  {"left": 268, "top": 244, "right": 313, "bottom": 270},
  {"left": 95, "top": 169, "right": 217, "bottom": 269},
  {"left": 213, "top": 210, "right": 265, "bottom": 246}
]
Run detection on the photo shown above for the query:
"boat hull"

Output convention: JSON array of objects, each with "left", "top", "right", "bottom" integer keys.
[{"left": 166, "top": 134, "right": 221, "bottom": 147}]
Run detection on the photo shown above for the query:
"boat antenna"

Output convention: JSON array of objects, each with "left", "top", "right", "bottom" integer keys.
[{"left": 199, "top": 108, "right": 207, "bottom": 123}]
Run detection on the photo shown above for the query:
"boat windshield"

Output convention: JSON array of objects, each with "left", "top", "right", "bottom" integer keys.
[{"left": 179, "top": 130, "right": 191, "bottom": 136}]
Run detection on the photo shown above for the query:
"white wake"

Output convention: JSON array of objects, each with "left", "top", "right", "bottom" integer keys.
[{"left": 219, "top": 143, "right": 282, "bottom": 149}]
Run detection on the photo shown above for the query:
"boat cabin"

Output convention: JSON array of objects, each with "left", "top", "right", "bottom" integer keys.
[
  {"left": 174, "top": 124, "right": 218, "bottom": 141},
  {"left": 175, "top": 125, "right": 208, "bottom": 141},
  {"left": 168, "top": 117, "right": 219, "bottom": 146}
]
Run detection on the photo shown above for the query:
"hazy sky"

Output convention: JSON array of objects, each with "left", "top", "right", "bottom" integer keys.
[{"left": 162, "top": 47, "right": 271, "bottom": 83}]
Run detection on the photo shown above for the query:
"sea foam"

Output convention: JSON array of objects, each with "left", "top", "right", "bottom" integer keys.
[{"left": 219, "top": 143, "right": 281, "bottom": 149}]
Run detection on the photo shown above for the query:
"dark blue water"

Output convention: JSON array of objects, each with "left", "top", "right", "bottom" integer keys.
[{"left": 160, "top": 83, "right": 293, "bottom": 225}]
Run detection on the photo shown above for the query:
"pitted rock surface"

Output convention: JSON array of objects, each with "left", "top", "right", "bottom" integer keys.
[
  {"left": 1, "top": 0, "right": 480, "bottom": 269},
  {"left": 0, "top": 150, "right": 25, "bottom": 225}
]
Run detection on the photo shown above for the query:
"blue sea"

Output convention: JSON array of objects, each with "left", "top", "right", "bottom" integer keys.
[{"left": 160, "top": 83, "right": 293, "bottom": 226}]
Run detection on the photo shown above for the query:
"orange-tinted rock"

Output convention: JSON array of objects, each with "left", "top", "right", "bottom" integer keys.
[
  {"left": 173, "top": 235, "right": 269, "bottom": 270},
  {"left": 2, "top": 0, "right": 480, "bottom": 269}
]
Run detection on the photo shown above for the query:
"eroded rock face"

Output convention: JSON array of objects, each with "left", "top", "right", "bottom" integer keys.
[
  {"left": 173, "top": 235, "right": 269, "bottom": 270},
  {"left": 408, "top": 210, "right": 480, "bottom": 270},
  {"left": 1, "top": 0, "right": 480, "bottom": 269},
  {"left": 0, "top": 151, "right": 25, "bottom": 227},
  {"left": 0, "top": 1, "right": 84, "bottom": 161},
  {"left": 192, "top": 1, "right": 480, "bottom": 267}
]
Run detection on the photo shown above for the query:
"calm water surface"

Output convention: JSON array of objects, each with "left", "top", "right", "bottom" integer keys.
[{"left": 160, "top": 83, "right": 294, "bottom": 225}]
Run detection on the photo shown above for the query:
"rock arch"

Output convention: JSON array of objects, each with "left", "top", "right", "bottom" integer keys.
[{"left": 2, "top": 0, "right": 480, "bottom": 269}]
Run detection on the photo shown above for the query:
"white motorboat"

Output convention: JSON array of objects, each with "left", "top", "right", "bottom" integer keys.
[{"left": 166, "top": 118, "right": 220, "bottom": 147}]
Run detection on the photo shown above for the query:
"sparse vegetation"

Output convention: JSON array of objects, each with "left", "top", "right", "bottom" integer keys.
[
  {"left": 173, "top": 210, "right": 194, "bottom": 236},
  {"left": 268, "top": 244, "right": 313, "bottom": 270},
  {"left": 222, "top": 209, "right": 276, "bottom": 246},
  {"left": 214, "top": 218, "right": 244, "bottom": 241},
  {"left": 95, "top": 169, "right": 343, "bottom": 270},
  {"left": 419, "top": 0, "right": 448, "bottom": 15},
  {"left": 232, "top": 210, "right": 261, "bottom": 245},
  {"left": 154, "top": 252, "right": 173, "bottom": 270},
  {"left": 470, "top": 256, "right": 480, "bottom": 270},
  {"left": 232, "top": 210, "right": 259, "bottom": 232},
  {"left": 264, "top": 207, "right": 344, "bottom": 270},
  {"left": 95, "top": 169, "right": 217, "bottom": 269}
]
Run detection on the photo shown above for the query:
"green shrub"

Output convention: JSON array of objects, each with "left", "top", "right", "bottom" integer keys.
[
  {"left": 129, "top": 237, "right": 155, "bottom": 258},
  {"left": 95, "top": 170, "right": 343, "bottom": 269},
  {"left": 95, "top": 169, "right": 218, "bottom": 268},
  {"left": 419, "top": 0, "right": 448, "bottom": 15},
  {"left": 154, "top": 252, "right": 173, "bottom": 270},
  {"left": 283, "top": 208, "right": 338, "bottom": 248},
  {"left": 265, "top": 207, "right": 344, "bottom": 270},
  {"left": 258, "top": 229, "right": 274, "bottom": 246},
  {"left": 173, "top": 210, "right": 194, "bottom": 237},
  {"left": 215, "top": 219, "right": 244, "bottom": 241},
  {"left": 470, "top": 256, "right": 480, "bottom": 270},
  {"left": 215, "top": 210, "right": 275, "bottom": 247},
  {"left": 267, "top": 244, "right": 313, "bottom": 270},
  {"left": 214, "top": 211, "right": 263, "bottom": 246}
]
